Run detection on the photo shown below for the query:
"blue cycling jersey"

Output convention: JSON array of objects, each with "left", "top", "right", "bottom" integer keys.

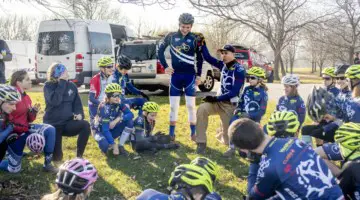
[
  {"left": 113, "top": 70, "right": 141, "bottom": 96},
  {"left": 337, "top": 97, "right": 360, "bottom": 123},
  {"left": 327, "top": 85, "right": 340, "bottom": 97},
  {"left": 136, "top": 189, "right": 222, "bottom": 200},
  {"left": 158, "top": 31, "right": 203, "bottom": 76},
  {"left": 335, "top": 89, "right": 352, "bottom": 121},
  {"left": 237, "top": 86, "right": 268, "bottom": 122},
  {"left": 132, "top": 116, "right": 153, "bottom": 142},
  {"left": 249, "top": 137, "right": 344, "bottom": 200},
  {"left": 276, "top": 95, "right": 306, "bottom": 126}
]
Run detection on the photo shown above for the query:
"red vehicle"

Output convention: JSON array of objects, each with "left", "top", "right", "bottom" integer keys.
[{"left": 232, "top": 45, "right": 274, "bottom": 83}]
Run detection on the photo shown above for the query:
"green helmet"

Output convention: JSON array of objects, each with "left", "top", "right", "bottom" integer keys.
[
  {"left": 97, "top": 56, "right": 113, "bottom": 68},
  {"left": 334, "top": 122, "right": 360, "bottom": 160},
  {"left": 322, "top": 67, "right": 336, "bottom": 78},
  {"left": 105, "top": 83, "right": 122, "bottom": 94},
  {"left": 345, "top": 65, "right": 360, "bottom": 79},
  {"left": 142, "top": 102, "right": 160, "bottom": 113},
  {"left": 247, "top": 66, "right": 266, "bottom": 79},
  {"left": 168, "top": 164, "right": 213, "bottom": 194},
  {"left": 267, "top": 111, "right": 300, "bottom": 138},
  {"left": 190, "top": 157, "right": 219, "bottom": 181}
]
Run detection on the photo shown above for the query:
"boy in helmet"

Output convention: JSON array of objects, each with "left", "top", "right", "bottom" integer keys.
[
  {"left": 158, "top": 13, "right": 205, "bottom": 141},
  {"left": 322, "top": 67, "right": 340, "bottom": 97},
  {"left": 131, "top": 101, "right": 179, "bottom": 153},
  {"left": 136, "top": 163, "right": 222, "bottom": 200},
  {"left": 89, "top": 56, "right": 114, "bottom": 131},
  {"left": 113, "top": 55, "right": 149, "bottom": 116}
]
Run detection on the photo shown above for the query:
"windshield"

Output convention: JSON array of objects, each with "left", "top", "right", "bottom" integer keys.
[
  {"left": 37, "top": 31, "right": 75, "bottom": 55},
  {"left": 234, "top": 52, "right": 249, "bottom": 60},
  {"left": 120, "top": 44, "right": 157, "bottom": 61}
]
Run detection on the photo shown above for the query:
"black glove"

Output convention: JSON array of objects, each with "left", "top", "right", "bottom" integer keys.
[
  {"left": 202, "top": 96, "right": 218, "bottom": 103},
  {"left": 6, "top": 133, "right": 18, "bottom": 144},
  {"left": 140, "top": 92, "right": 150, "bottom": 101}
]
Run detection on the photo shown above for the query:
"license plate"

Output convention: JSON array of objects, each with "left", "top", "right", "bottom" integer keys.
[{"left": 132, "top": 67, "right": 141, "bottom": 73}]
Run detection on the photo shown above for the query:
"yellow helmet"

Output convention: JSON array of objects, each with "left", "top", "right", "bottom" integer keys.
[
  {"left": 345, "top": 65, "right": 360, "bottom": 79},
  {"left": 267, "top": 111, "right": 300, "bottom": 138},
  {"left": 322, "top": 67, "right": 336, "bottom": 78},
  {"left": 105, "top": 83, "right": 122, "bottom": 94},
  {"left": 190, "top": 157, "right": 219, "bottom": 182},
  {"left": 97, "top": 56, "right": 114, "bottom": 68},
  {"left": 143, "top": 102, "right": 160, "bottom": 113},
  {"left": 247, "top": 66, "right": 266, "bottom": 79},
  {"left": 168, "top": 164, "right": 213, "bottom": 193}
]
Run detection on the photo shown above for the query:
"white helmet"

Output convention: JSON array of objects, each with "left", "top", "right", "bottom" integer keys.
[{"left": 281, "top": 74, "right": 300, "bottom": 86}]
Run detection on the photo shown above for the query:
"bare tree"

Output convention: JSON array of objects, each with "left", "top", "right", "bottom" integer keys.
[
  {"left": 283, "top": 40, "right": 298, "bottom": 74},
  {"left": 117, "top": 0, "right": 175, "bottom": 9},
  {"left": 0, "top": 15, "right": 38, "bottom": 40},
  {"left": 188, "top": 0, "right": 334, "bottom": 80}
]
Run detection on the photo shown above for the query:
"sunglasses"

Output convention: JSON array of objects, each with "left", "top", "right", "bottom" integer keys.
[
  {"left": 111, "top": 94, "right": 121, "bottom": 98},
  {"left": 323, "top": 77, "right": 332, "bottom": 81},
  {"left": 248, "top": 76, "right": 258, "bottom": 80},
  {"left": 220, "top": 51, "right": 229, "bottom": 55},
  {"left": 336, "top": 77, "right": 346, "bottom": 80},
  {"left": 102, "top": 66, "right": 113, "bottom": 69}
]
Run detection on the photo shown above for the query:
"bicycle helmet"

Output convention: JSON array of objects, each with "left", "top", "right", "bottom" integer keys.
[
  {"left": 281, "top": 74, "right": 300, "bottom": 86},
  {"left": 0, "top": 85, "right": 21, "bottom": 103},
  {"left": 179, "top": 13, "right": 194, "bottom": 25},
  {"left": 266, "top": 111, "right": 300, "bottom": 138},
  {"left": 56, "top": 158, "right": 98, "bottom": 195},
  {"left": 334, "top": 122, "right": 360, "bottom": 159},
  {"left": 169, "top": 164, "right": 213, "bottom": 194},
  {"left": 51, "top": 63, "right": 67, "bottom": 79},
  {"left": 97, "top": 56, "right": 113, "bottom": 68},
  {"left": 105, "top": 83, "right": 122, "bottom": 94},
  {"left": 334, "top": 64, "right": 350, "bottom": 76},
  {"left": 142, "top": 102, "right": 160, "bottom": 113},
  {"left": 247, "top": 67, "right": 266, "bottom": 79},
  {"left": 322, "top": 67, "right": 336, "bottom": 78},
  {"left": 190, "top": 157, "right": 219, "bottom": 182},
  {"left": 345, "top": 65, "right": 360, "bottom": 79},
  {"left": 307, "top": 86, "right": 336, "bottom": 122},
  {"left": 117, "top": 55, "right": 132, "bottom": 70},
  {"left": 26, "top": 133, "right": 45, "bottom": 154}
]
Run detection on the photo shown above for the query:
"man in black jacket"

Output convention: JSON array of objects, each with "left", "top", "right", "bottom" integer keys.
[{"left": 0, "top": 40, "right": 12, "bottom": 84}]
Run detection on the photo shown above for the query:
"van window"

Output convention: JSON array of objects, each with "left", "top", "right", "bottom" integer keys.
[
  {"left": 120, "top": 43, "right": 157, "bottom": 61},
  {"left": 89, "top": 32, "right": 112, "bottom": 55},
  {"left": 235, "top": 52, "right": 249, "bottom": 60},
  {"left": 37, "top": 31, "right": 75, "bottom": 55}
]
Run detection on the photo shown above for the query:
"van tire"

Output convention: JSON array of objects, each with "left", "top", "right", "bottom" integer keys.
[{"left": 199, "top": 73, "right": 215, "bottom": 92}]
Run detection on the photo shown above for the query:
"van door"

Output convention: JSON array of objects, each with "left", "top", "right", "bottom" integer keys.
[{"left": 87, "top": 23, "right": 114, "bottom": 76}]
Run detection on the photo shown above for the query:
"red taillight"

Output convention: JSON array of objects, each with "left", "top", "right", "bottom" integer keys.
[
  {"left": 34, "top": 55, "right": 37, "bottom": 72},
  {"left": 248, "top": 60, "right": 253, "bottom": 68},
  {"left": 75, "top": 53, "right": 83, "bottom": 73},
  {"left": 156, "top": 61, "right": 165, "bottom": 74},
  {"left": 70, "top": 79, "right": 78, "bottom": 83}
]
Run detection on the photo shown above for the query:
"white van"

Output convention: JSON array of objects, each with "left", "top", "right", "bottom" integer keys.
[
  {"left": 35, "top": 19, "right": 132, "bottom": 86},
  {"left": 5, "top": 40, "right": 37, "bottom": 83}
]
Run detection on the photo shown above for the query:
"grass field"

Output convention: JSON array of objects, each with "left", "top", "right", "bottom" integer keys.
[
  {"left": 273, "top": 67, "right": 323, "bottom": 84},
  {"left": 0, "top": 93, "right": 314, "bottom": 200}
]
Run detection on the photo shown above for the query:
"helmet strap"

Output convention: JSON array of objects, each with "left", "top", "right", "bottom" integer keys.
[{"left": 344, "top": 148, "right": 359, "bottom": 163}]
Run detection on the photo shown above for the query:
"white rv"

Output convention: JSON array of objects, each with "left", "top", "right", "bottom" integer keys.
[{"left": 35, "top": 19, "right": 133, "bottom": 86}]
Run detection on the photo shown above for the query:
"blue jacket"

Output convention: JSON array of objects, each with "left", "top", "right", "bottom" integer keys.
[
  {"left": 95, "top": 102, "right": 134, "bottom": 135},
  {"left": 276, "top": 95, "right": 306, "bottom": 126},
  {"left": 158, "top": 31, "right": 203, "bottom": 76},
  {"left": 113, "top": 70, "right": 141, "bottom": 96},
  {"left": 132, "top": 116, "right": 153, "bottom": 142},
  {"left": 327, "top": 85, "right": 340, "bottom": 97},
  {"left": 338, "top": 97, "right": 360, "bottom": 123},
  {"left": 43, "top": 80, "right": 84, "bottom": 126},
  {"left": 238, "top": 86, "right": 268, "bottom": 122},
  {"left": 249, "top": 138, "right": 344, "bottom": 200},
  {"left": 0, "top": 113, "right": 13, "bottom": 143},
  {"left": 200, "top": 45, "right": 246, "bottom": 103},
  {"left": 136, "top": 189, "right": 222, "bottom": 200},
  {"left": 335, "top": 88, "right": 352, "bottom": 121}
]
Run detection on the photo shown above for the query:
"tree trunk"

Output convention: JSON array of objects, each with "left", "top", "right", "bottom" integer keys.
[
  {"left": 273, "top": 51, "right": 281, "bottom": 80},
  {"left": 280, "top": 56, "right": 286, "bottom": 76},
  {"left": 349, "top": 47, "right": 355, "bottom": 64}
]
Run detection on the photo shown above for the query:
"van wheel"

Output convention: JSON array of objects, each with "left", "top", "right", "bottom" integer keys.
[{"left": 199, "top": 73, "right": 215, "bottom": 92}]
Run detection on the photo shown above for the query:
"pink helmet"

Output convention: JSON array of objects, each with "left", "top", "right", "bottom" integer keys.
[
  {"left": 26, "top": 133, "right": 45, "bottom": 154},
  {"left": 56, "top": 158, "right": 98, "bottom": 195}
]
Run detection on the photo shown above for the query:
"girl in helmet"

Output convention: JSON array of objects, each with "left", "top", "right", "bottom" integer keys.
[
  {"left": 41, "top": 158, "right": 98, "bottom": 200},
  {"left": 113, "top": 55, "right": 149, "bottom": 116},
  {"left": 0, "top": 70, "right": 57, "bottom": 173},
  {"left": 0, "top": 85, "right": 21, "bottom": 162},
  {"left": 93, "top": 83, "right": 134, "bottom": 156},
  {"left": 88, "top": 56, "right": 114, "bottom": 132},
  {"left": 137, "top": 164, "right": 222, "bottom": 200},
  {"left": 131, "top": 101, "right": 179, "bottom": 153},
  {"left": 190, "top": 157, "right": 219, "bottom": 182},
  {"left": 322, "top": 67, "right": 340, "bottom": 97},
  {"left": 43, "top": 63, "right": 91, "bottom": 161},
  {"left": 266, "top": 111, "right": 300, "bottom": 139}
]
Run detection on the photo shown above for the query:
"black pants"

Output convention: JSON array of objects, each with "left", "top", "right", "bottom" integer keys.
[
  {"left": 0, "top": 140, "right": 7, "bottom": 161},
  {"left": 53, "top": 120, "right": 90, "bottom": 161}
]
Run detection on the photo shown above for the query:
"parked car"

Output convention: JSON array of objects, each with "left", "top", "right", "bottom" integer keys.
[
  {"left": 35, "top": 19, "right": 133, "bottom": 86},
  {"left": 232, "top": 45, "right": 274, "bottom": 83},
  {"left": 117, "top": 39, "right": 216, "bottom": 93}
]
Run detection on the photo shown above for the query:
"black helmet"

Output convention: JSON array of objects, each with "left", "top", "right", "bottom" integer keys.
[
  {"left": 179, "top": 13, "right": 194, "bottom": 25},
  {"left": 117, "top": 55, "right": 132, "bottom": 70},
  {"left": 307, "top": 86, "right": 336, "bottom": 122},
  {"left": 335, "top": 64, "right": 350, "bottom": 76}
]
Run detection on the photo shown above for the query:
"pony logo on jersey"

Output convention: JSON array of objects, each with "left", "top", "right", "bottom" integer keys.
[
  {"left": 278, "top": 105, "right": 287, "bottom": 111},
  {"left": 257, "top": 158, "right": 271, "bottom": 178},
  {"left": 245, "top": 101, "right": 260, "bottom": 113},
  {"left": 346, "top": 104, "right": 355, "bottom": 120},
  {"left": 68, "top": 89, "right": 73, "bottom": 96},
  {"left": 296, "top": 156, "right": 334, "bottom": 198},
  {"left": 176, "top": 43, "right": 190, "bottom": 52}
]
